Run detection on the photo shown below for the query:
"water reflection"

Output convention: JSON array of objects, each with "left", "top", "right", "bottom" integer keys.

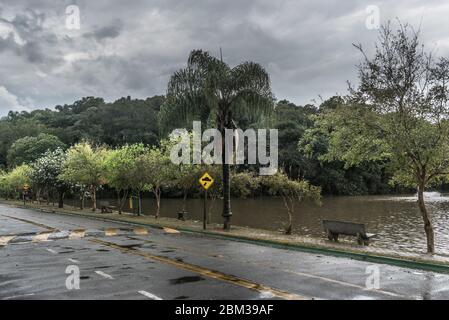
[{"left": 94, "top": 192, "right": 449, "bottom": 255}]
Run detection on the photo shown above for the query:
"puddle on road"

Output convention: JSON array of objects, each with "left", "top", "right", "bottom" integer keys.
[
  {"left": 80, "top": 276, "right": 90, "bottom": 280},
  {"left": 120, "top": 266, "right": 133, "bottom": 270},
  {"left": 96, "top": 249, "right": 110, "bottom": 252},
  {"left": 120, "top": 243, "right": 143, "bottom": 249},
  {"left": 174, "top": 295, "right": 189, "bottom": 300},
  {"left": 169, "top": 276, "right": 205, "bottom": 285},
  {"left": 161, "top": 250, "right": 175, "bottom": 253},
  {"left": 95, "top": 266, "right": 112, "bottom": 269}
]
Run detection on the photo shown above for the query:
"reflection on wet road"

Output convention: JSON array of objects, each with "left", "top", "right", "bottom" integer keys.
[{"left": 1, "top": 204, "right": 449, "bottom": 300}]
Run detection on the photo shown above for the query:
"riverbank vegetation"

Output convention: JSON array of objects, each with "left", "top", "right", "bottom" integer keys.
[
  {"left": 300, "top": 22, "right": 449, "bottom": 253},
  {"left": 0, "top": 139, "right": 321, "bottom": 234},
  {"left": 1, "top": 22, "right": 448, "bottom": 251}
]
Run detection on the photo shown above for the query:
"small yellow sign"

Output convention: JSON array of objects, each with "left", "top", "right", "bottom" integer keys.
[
  {"left": 23, "top": 184, "right": 30, "bottom": 191},
  {"left": 199, "top": 172, "right": 214, "bottom": 190}
]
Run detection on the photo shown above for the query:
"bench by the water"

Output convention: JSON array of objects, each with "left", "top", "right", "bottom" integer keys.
[
  {"left": 99, "top": 201, "right": 115, "bottom": 213},
  {"left": 322, "top": 219, "right": 376, "bottom": 245}
]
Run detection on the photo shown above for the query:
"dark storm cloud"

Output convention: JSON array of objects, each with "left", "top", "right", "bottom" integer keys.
[
  {"left": 83, "top": 19, "right": 124, "bottom": 41},
  {"left": 0, "top": 9, "right": 62, "bottom": 66},
  {"left": 1, "top": 0, "right": 449, "bottom": 116}
]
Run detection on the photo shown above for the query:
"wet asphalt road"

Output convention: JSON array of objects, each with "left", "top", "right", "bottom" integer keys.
[{"left": 1, "top": 204, "right": 449, "bottom": 300}]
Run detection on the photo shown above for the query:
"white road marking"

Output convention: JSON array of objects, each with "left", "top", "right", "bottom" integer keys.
[
  {"left": 258, "top": 290, "right": 275, "bottom": 299},
  {"left": 134, "top": 228, "right": 148, "bottom": 235},
  {"left": 0, "top": 236, "right": 15, "bottom": 246},
  {"left": 105, "top": 228, "right": 118, "bottom": 236},
  {"left": 95, "top": 270, "right": 114, "bottom": 279},
  {"left": 2, "top": 293, "right": 35, "bottom": 300},
  {"left": 286, "top": 269, "right": 404, "bottom": 298},
  {"left": 32, "top": 233, "right": 51, "bottom": 243},
  {"left": 68, "top": 258, "right": 79, "bottom": 264},
  {"left": 163, "top": 227, "right": 180, "bottom": 234},
  {"left": 69, "top": 230, "right": 86, "bottom": 239},
  {"left": 46, "top": 248, "right": 57, "bottom": 254},
  {"left": 138, "top": 290, "right": 163, "bottom": 300}
]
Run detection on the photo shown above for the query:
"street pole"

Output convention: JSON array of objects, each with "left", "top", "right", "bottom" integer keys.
[{"left": 203, "top": 189, "right": 207, "bottom": 230}]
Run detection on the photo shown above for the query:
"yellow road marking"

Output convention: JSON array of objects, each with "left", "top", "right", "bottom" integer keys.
[
  {"left": 69, "top": 229, "right": 86, "bottom": 239},
  {"left": 105, "top": 228, "right": 118, "bottom": 236},
  {"left": 133, "top": 228, "right": 148, "bottom": 235},
  {"left": 90, "top": 238, "right": 307, "bottom": 300},
  {"left": 32, "top": 232, "right": 52, "bottom": 243},
  {"left": 0, "top": 236, "right": 15, "bottom": 246},
  {"left": 163, "top": 227, "right": 180, "bottom": 234}
]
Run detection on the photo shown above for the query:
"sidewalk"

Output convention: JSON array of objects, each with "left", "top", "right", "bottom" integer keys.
[{"left": 2, "top": 199, "right": 449, "bottom": 273}]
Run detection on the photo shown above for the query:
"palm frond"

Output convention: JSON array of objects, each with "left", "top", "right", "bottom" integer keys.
[{"left": 230, "top": 62, "right": 275, "bottom": 127}]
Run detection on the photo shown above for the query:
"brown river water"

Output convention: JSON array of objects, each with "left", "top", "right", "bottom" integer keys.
[{"left": 87, "top": 192, "right": 449, "bottom": 255}]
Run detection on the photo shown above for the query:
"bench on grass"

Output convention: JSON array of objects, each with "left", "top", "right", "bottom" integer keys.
[
  {"left": 99, "top": 201, "right": 115, "bottom": 213},
  {"left": 322, "top": 219, "right": 376, "bottom": 245}
]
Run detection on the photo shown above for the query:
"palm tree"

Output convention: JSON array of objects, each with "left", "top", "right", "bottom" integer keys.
[{"left": 162, "top": 49, "right": 274, "bottom": 230}]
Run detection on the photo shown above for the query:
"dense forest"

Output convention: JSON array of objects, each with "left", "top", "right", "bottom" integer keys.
[{"left": 0, "top": 94, "right": 396, "bottom": 195}]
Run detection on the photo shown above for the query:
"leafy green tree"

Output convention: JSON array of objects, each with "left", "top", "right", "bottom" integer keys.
[
  {"left": 275, "top": 100, "right": 316, "bottom": 179},
  {"left": 299, "top": 100, "right": 393, "bottom": 196},
  {"left": 262, "top": 172, "right": 321, "bottom": 235},
  {"left": 231, "top": 171, "right": 260, "bottom": 198},
  {"left": 0, "top": 114, "right": 47, "bottom": 168},
  {"left": 163, "top": 49, "right": 274, "bottom": 229},
  {"left": 0, "top": 170, "right": 12, "bottom": 199},
  {"left": 60, "top": 142, "right": 109, "bottom": 211},
  {"left": 104, "top": 144, "right": 147, "bottom": 213},
  {"left": 139, "top": 142, "right": 176, "bottom": 218},
  {"left": 0, "top": 164, "right": 33, "bottom": 200},
  {"left": 313, "top": 23, "right": 449, "bottom": 253},
  {"left": 29, "top": 149, "right": 70, "bottom": 208},
  {"left": 6, "top": 133, "right": 66, "bottom": 167},
  {"left": 173, "top": 164, "right": 203, "bottom": 213},
  {"left": 97, "top": 96, "right": 163, "bottom": 147}
]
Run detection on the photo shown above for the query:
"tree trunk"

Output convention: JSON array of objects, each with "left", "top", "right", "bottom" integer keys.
[
  {"left": 58, "top": 191, "right": 64, "bottom": 208},
  {"left": 36, "top": 188, "right": 41, "bottom": 204},
  {"left": 118, "top": 189, "right": 128, "bottom": 215},
  {"left": 222, "top": 162, "right": 232, "bottom": 230},
  {"left": 80, "top": 192, "right": 84, "bottom": 210},
  {"left": 154, "top": 188, "right": 161, "bottom": 219},
  {"left": 138, "top": 191, "right": 142, "bottom": 216},
  {"left": 417, "top": 182, "right": 435, "bottom": 253},
  {"left": 182, "top": 190, "right": 187, "bottom": 212},
  {"left": 219, "top": 105, "right": 233, "bottom": 230},
  {"left": 282, "top": 195, "right": 293, "bottom": 235},
  {"left": 117, "top": 190, "right": 121, "bottom": 213},
  {"left": 92, "top": 188, "right": 97, "bottom": 211}
]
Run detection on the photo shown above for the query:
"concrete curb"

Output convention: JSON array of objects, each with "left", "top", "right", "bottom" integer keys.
[{"left": 6, "top": 202, "right": 449, "bottom": 274}]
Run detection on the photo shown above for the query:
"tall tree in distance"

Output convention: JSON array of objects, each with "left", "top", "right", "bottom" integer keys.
[
  {"left": 7, "top": 133, "right": 66, "bottom": 167},
  {"left": 163, "top": 49, "right": 274, "bottom": 230},
  {"left": 311, "top": 22, "right": 449, "bottom": 253}
]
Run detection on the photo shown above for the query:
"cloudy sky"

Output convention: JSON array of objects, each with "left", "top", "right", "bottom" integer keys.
[{"left": 0, "top": 0, "right": 449, "bottom": 116}]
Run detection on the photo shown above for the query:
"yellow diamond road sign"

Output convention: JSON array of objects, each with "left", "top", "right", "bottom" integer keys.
[{"left": 199, "top": 172, "right": 214, "bottom": 190}]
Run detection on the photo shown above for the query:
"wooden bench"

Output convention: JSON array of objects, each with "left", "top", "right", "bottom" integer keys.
[
  {"left": 99, "top": 201, "right": 115, "bottom": 213},
  {"left": 322, "top": 219, "right": 376, "bottom": 245}
]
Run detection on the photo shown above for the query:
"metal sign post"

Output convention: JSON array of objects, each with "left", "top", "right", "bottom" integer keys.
[
  {"left": 199, "top": 172, "right": 214, "bottom": 230},
  {"left": 203, "top": 189, "right": 208, "bottom": 230}
]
